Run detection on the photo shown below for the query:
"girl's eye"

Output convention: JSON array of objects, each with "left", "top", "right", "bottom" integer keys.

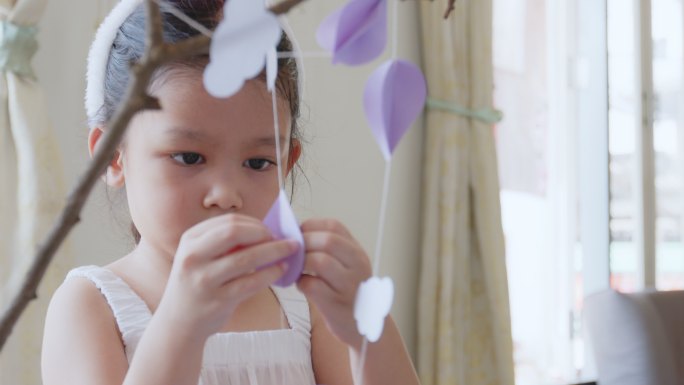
[
  {"left": 171, "top": 152, "right": 205, "bottom": 166},
  {"left": 244, "top": 158, "right": 274, "bottom": 171}
]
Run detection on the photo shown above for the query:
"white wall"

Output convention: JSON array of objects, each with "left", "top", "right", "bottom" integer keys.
[{"left": 34, "top": 0, "right": 423, "bottom": 359}]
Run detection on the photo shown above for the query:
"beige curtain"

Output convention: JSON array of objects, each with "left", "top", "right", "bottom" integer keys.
[
  {"left": 0, "top": 0, "right": 70, "bottom": 384},
  {"left": 417, "top": 1, "right": 515, "bottom": 385}
]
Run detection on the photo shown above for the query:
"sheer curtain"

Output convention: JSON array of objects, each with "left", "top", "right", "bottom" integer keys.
[
  {"left": 417, "top": 1, "right": 515, "bottom": 384},
  {"left": 0, "top": 0, "right": 69, "bottom": 383}
]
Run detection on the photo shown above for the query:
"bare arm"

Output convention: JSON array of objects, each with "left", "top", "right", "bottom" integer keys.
[
  {"left": 42, "top": 278, "right": 129, "bottom": 385},
  {"left": 300, "top": 218, "right": 420, "bottom": 385},
  {"left": 310, "top": 301, "right": 419, "bottom": 385},
  {"left": 121, "top": 305, "right": 207, "bottom": 385},
  {"left": 310, "top": 302, "right": 354, "bottom": 385},
  {"left": 348, "top": 316, "right": 420, "bottom": 385}
]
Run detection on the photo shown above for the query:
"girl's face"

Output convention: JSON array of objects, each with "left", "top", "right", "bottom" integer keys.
[{"left": 105, "top": 72, "right": 297, "bottom": 259}]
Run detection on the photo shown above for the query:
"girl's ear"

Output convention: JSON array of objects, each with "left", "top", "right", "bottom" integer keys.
[
  {"left": 286, "top": 138, "right": 302, "bottom": 174},
  {"left": 88, "top": 127, "right": 125, "bottom": 188}
]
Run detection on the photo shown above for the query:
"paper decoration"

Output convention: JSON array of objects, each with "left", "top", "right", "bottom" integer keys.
[
  {"left": 363, "top": 59, "right": 427, "bottom": 160},
  {"left": 204, "top": 0, "right": 281, "bottom": 98},
  {"left": 354, "top": 276, "right": 395, "bottom": 342},
  {"left": 262, "top": 190, "right": 305, "bottom": 287},
  {"left": 316, "top": 0, "right": 387, "bottom": 66}
]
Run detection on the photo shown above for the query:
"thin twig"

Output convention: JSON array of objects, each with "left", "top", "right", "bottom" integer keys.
[
  {"left": 443, "top": 0, "right": 456, "bottom": 19},
  {"left": 424, "top": 0, "right": 457, "bottom": 19},
  {"left": 154, "top": 0, "right": 309, "bottom": 60},
  {"left": 270, "top": 0, "right": 308, "bottom": 15},
  {"left": 0, "top": 0, "right": 309, "bottom": 353}
]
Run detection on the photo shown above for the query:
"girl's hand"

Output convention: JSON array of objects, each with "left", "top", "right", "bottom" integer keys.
[
  {"left": 156, "top": 213, "right": 297, "bottom": 339},
  {"left": 297, "top": 218, "right": 372, "bottom": 350}
]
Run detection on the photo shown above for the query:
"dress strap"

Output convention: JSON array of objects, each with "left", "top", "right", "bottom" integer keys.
[
  {"left": 65, "top": 265, "right": 151, "bottom": 362},
  {"left": 271, "top": 285, "right": 311, "bottom": 339}
]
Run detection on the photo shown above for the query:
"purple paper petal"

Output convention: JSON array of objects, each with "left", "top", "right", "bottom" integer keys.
[
  {"left": 262, "top": 190, "right": 305, "bottom": 287},
  {"left": 364, "top": 59, "right": 427, "bottom": 160},
  {"left": 316, "top": 7, "right": 341, "bottom": 52},
  {"left": 316, "top": 0, "right": 387, "bottom": 66}
]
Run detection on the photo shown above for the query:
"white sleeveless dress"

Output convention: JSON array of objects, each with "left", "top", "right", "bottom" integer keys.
[{"left": 66, "top": 265, "right": 317, "bottom": 385}]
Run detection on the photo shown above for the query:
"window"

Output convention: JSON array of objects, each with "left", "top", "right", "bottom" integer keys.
[
  {"left": 494, "top": 0, "right": 580, "bottom": 383},
  {"left": 652, "top": 0, "right": 684, "bottom": 290},
  {"left": 495, "top": 0, "right": 684, "bottom": 383},
  {"left": 608, "top": 0, "right": 684, "bottom": 292}
]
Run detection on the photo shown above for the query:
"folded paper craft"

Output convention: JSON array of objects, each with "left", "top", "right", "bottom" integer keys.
[
  {"left": 354, "top": 276, "right": 395, "bottom": 342},
  {"left": 262, "top": 190, "right": 306, "bottom": 287},
  {"left": 204, "top": 0, "right": 281, "bottom": 98},
  {"left": 316, "top": 0, "right": 387, "bottom": 66},
  {"left": 364, "top": 59, "right": 427, "bottom": 160}
]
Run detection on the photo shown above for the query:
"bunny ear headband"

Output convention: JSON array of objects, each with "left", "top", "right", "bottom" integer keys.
[
  {"left": 84, "top": 0, "right": 305, "bottom": 127},
  {"left": 85, "top": 0, "right": 140, "bottom": 124}
]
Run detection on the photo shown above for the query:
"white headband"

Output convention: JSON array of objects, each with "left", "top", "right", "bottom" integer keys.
[
  {"left": 85, "top": 0, "right": 305, "bottom": 127},
  {"left": 86, "top": 0, "right": 142, "bottom": 124}
]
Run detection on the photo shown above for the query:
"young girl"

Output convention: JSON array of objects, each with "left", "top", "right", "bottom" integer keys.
[{"left": 41, "top": 1, "right": 421, "bottom": 384}]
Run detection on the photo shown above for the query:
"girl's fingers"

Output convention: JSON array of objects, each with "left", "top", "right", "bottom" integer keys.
[
  {"left": 183, "top": 213, "right": 264, "bottom": 240},
  {"left": 297, "top": 274, "right": 340, "bottom": 307},
  {"left": 302, "top": 251, "right": 350, "bottom": 294},
  {"left": 207, "top": 239, "right": 299, "bottom": 285},
  {"left": 298, "top": 275, "right": 366, "bottom": 349},
  {"left": 302, "top": 231, "right": 368, "bottom": 270},
  {"left": 300, "top": 218, "right": 353, "bottom": 238},
  {"left": 181, "top": 221, "right": 272, "bottom": 263},
  {"left": 220, "top": 262, "right": 288, "bottom": 302}
]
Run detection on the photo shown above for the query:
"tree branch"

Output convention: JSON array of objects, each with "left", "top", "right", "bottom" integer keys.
[
  {"left": 270, "top": 0, "right": 309, "bottom": 15},
  {"left": 443, "top": 0, "right": 457, "bottom": 19},
  {"left": 0, "top": 0, "right": 309, "bottom": 353}
]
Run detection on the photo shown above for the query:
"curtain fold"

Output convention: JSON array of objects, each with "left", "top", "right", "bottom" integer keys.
[
  {"left": 417, "top": 1, "right": 515, "bottom": 384},
  {"left": 0, "top": 0, "right": 70, "bottom": 384}
]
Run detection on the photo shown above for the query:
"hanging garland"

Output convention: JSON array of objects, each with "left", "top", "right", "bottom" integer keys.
[{"left": 0, "top": 0, "right": 455, "bottom": 354}]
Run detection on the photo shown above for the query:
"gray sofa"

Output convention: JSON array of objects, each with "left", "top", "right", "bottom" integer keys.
[{"left": 584, "top": 289, "right": 684, "bottom": 385}]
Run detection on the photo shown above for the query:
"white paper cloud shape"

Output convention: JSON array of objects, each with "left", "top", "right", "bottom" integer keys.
[
  {"left": 204, "top": 0, "right": 281, "bottom": 98},
  {"left": 354, "top": 276, "right": 395, "bottom": 343}
]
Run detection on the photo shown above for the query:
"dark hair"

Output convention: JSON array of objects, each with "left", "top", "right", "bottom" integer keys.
[{"left": 96, "top": 0, "right": 302, "bottom": 244}]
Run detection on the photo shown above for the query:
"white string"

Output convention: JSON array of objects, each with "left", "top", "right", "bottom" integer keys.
[
  {"left": 153, "top": 0, "right": 214, "bottom": 37},
  {"left": 368, "top": 0, "right": 399, "bottom": 274},
  {"left": 355, "top": 339, "right": 369, "bottom": 385},
  {"left": 272, "top": 89, "right": 285, "bottom": 191},
  {"left": 355, "top": 3, "right": 399, "bottom": 383},
  {"left": 372, "top": 161, "right": 392, "bottom": 273},
  {"left": 352, "top": 162, "right": 391, "bottom": 384},
  {"left": 392, "top": 0, "right": 399, "bottom": 59}
]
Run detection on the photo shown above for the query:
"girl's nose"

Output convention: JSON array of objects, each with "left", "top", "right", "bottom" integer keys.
[{"left": 202, "top": 180, "right": 243, "bottom": 212}]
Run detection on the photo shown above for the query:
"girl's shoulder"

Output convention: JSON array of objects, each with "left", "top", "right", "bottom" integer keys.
[
  {"left": 49, "top": 265, "right": 120, "bottom": 325},
  {"left": 42, "top": 266, "right": 128, "bottom": 385},
  {"left": 46, "top": 265, "right": 124, "bottom": 342}
]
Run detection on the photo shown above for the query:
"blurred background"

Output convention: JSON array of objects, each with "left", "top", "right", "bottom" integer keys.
[
  {"left": 495, "top": 0, "right": 684, "bottom": 383},
  {"left": 2, "top": 0, "right": 684, "bottom": 384}
]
